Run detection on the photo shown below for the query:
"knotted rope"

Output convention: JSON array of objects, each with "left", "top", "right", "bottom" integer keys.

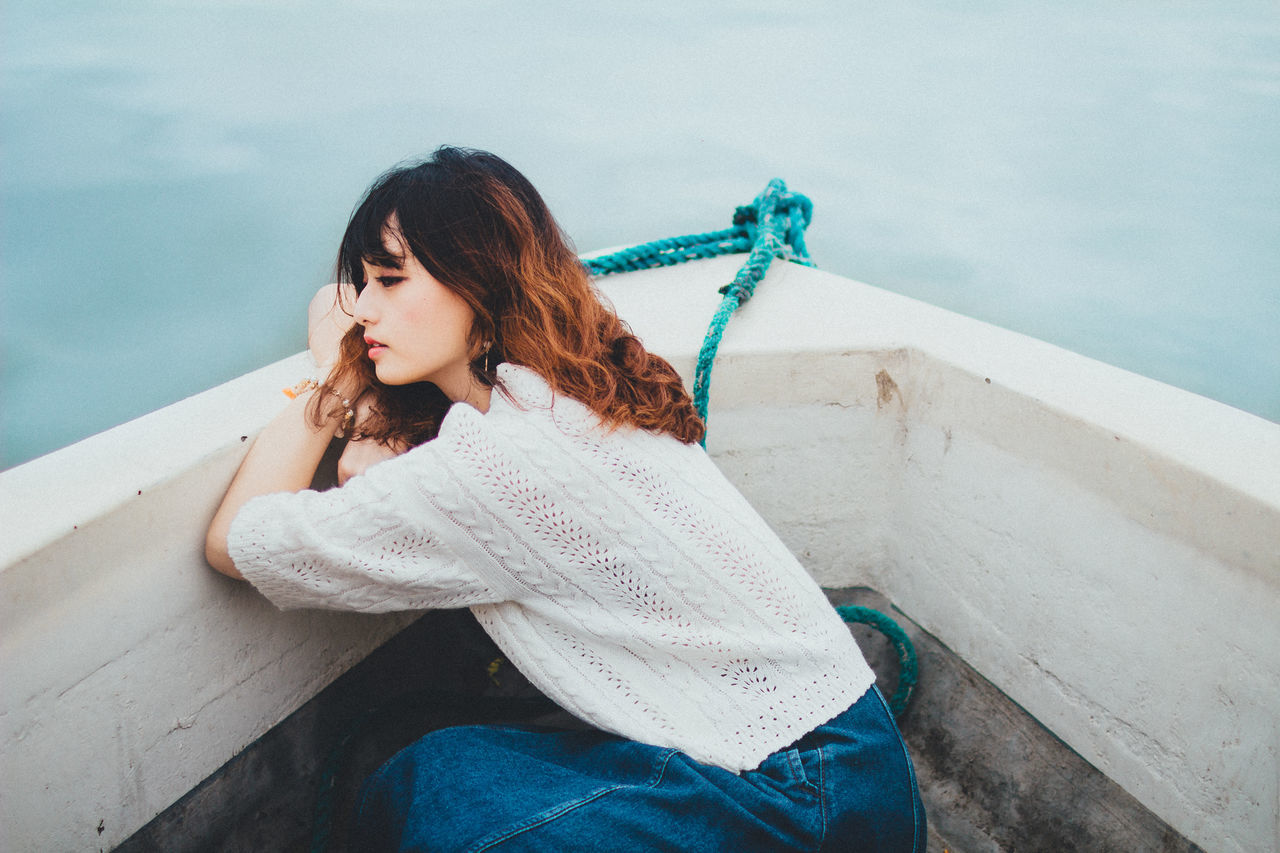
[{"left": 584, "top": 179, "right": 815, "bottom": 443}]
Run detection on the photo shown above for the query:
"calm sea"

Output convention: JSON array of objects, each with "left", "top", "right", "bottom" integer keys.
[{"left": 3, "top": 1, "right": 1278, "bottom": 468}]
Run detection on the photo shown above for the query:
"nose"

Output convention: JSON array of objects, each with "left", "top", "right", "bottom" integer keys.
[{"left": 353, "top": 284, "right": 376, "bottom": 326}]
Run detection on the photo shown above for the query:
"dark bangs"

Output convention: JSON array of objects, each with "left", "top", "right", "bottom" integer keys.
[{"left": 337, "top": 166, "right": 421, "bottom": 292}]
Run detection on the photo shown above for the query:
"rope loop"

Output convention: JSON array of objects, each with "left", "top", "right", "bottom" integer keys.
[{"left": 835, "top": 605, "right": 919, "bottom": 718}]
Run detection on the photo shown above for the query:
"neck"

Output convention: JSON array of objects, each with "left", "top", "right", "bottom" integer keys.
[
  {"left": 435, "top": 371, "right": 492, "bottom": 414},
  {"left": 458, "top": 380, "right": 493, "bottom": 414}
]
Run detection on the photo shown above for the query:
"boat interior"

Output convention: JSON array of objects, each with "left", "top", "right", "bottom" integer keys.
[{"left": 2, "top": 255, "right": 1275, "bottom": 851}]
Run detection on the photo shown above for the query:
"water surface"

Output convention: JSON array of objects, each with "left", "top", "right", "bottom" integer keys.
[{"left": 3, "top": 1, "right": 1277, "bottom": 468}]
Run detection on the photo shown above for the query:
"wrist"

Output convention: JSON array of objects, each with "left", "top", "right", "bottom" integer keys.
[
  {"left": 321, "top": 387, "right": 356, "bottom": 439},
  {"left": 284, "top": 379, "right": 357, "bottom": 438}
]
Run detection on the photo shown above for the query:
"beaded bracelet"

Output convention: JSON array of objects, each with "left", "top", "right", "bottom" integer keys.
[{"left": 283, "top": 379, "right": 356, "bottom": 438}]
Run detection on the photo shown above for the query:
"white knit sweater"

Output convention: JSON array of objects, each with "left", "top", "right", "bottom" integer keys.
[{"left": 229, "top": 363, "right": 874, "bottom": 772}]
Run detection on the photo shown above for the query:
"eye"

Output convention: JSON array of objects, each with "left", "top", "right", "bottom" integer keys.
[{"left": 374, "top": 276, "right": 406, "bottom": 288}]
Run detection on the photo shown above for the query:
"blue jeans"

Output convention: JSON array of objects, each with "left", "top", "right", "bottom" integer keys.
[{"left": 354, "top": 685, "right": 925, "bottom": 851}]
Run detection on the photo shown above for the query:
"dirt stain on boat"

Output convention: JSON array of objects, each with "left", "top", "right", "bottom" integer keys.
[{"left": 875, "top": 369, "right": 902, "bottom": 409}]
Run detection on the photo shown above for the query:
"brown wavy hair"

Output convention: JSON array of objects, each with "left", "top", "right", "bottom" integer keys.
[{"left": 314, "top": 146, "right": 704, "bottom": 447}]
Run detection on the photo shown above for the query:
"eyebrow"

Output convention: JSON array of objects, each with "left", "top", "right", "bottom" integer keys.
[{"left": 362, "top": 249, "right": 406, "bottom": 271}]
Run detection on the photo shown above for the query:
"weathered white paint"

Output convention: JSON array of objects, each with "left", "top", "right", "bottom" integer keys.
[
  {"left": 2, "top": 255, "right": 1276, "bottom": 851},
  {"left": 0, "top": 354, "right": 416, "bottom": 851}
]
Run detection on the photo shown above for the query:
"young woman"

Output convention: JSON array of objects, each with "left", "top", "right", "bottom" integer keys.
[{"left": 206, "top": 146, "right": 925, "bottom": 851}]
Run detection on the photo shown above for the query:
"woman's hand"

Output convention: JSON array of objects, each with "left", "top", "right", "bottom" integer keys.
[
  {"left": 338, "top": 437, "right": 407, "bottom": 485},
  {"left": 338, "top": 397, "right": 409, "bottom": 485},
  {"left": 308, "top": 283, "right": 357, "bottom": 368}
]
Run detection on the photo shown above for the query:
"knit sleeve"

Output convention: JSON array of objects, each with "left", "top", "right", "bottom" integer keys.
[{"left": 225, "top": 445, "right": 507, "bottom": 613}]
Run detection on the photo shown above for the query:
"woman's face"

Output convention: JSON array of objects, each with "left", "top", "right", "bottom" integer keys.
[{"left": 354, "top": 235, "right": 478, "bottom": 401}]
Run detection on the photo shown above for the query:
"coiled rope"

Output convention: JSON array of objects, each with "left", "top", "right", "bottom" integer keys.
[{"left": 834, "top": 605, "right": 918, "bottom": 717}]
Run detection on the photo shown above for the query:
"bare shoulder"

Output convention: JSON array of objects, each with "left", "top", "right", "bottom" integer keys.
[
  {"left": 309, "top": 283, "right": 341, "bottom": 319},
  {"left": 307, "top": 283, "right": 356, "bottom": 366}
]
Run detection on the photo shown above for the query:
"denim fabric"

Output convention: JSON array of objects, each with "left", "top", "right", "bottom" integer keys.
[{"left": 353, "top": 686, "right": 925, "bottom": 851}]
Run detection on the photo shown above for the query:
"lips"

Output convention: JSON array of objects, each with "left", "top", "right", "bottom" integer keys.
[{"left": 364, "top": 336, "right": 388, "bottom": 358}]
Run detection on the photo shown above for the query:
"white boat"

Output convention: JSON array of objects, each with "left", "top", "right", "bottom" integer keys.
[{"left": 2, "top": 252, "right": 1276, "bottom": 851}]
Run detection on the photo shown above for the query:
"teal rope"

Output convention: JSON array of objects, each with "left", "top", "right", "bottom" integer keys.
[
  {"left": 583, "top": 226, "right": 752, "bottom": 274},
  {"left": 835, "top": 605, "right": 918, "bottom": 718},
  {"left": 584, "top": 180, "right": 815, "bottom": 444}
]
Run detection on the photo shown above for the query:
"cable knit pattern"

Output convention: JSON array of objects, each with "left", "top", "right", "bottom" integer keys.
[{"left": 228, "top": 364, "right": 875, "bottom": 772}]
